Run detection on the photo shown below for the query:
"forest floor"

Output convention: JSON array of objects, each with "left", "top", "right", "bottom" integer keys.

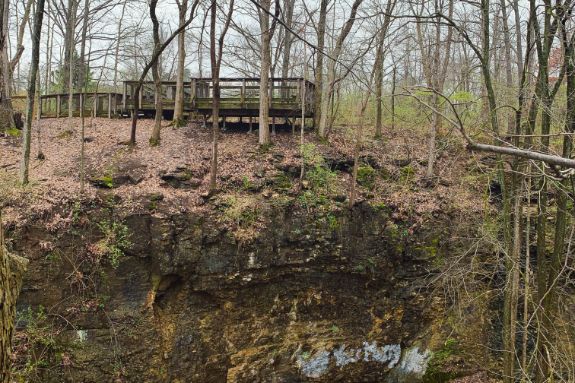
[{"left": 1, "top": 117, "right": 490, "bottom": 227}]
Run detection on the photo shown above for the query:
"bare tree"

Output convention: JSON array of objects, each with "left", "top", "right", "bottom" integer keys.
[
  {"left": 317, "top": 0, "right": 364, "bottom": 138},
  {"left": 19, "top": 0, "right": 45, "bottom": 184},
  {"left": 257, "top": 0, "right": 273, "bottom": 145},
  {"left": 0, "top": 0, "right": 14, "bottom": 132},
  {"left": 209, "top": 0, "right": 234, "bottom": 191}
]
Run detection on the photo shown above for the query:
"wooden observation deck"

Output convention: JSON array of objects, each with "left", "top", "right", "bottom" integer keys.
[
  {"left": 121, "top": 77, "right": 315, "bottom": 120},
  {"left": 27, "top": 77, "right": 315, "bottom": 123}
]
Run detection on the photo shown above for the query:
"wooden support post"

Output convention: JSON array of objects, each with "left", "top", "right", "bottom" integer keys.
[
  {"left": 108, "top": 93, "right": 112, "bottom": 118},
  {"left": 94, "top": 95, "right": 99, "bottom": 117},
  {"left": 249, "top": 116, "right": 253, "bottom": 134},
  {"left": 272, "top": 116, "right": 276, "bottom": 135},
  {"left": 191, "top": 79, "right": 197, "bottom": 108},
  {"left": 222, "top": 116, "right": 227, "bottom": 131},
  {"left": 123, "top": 83, "right": 127, "bottom": 113},
  {"left": 56, "top": 95, "right": 61, "bottom": 118}
]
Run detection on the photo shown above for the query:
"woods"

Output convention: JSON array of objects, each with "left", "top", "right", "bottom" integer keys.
[{"left": 1, "top": 0, "right": 575, "bottom": 381}]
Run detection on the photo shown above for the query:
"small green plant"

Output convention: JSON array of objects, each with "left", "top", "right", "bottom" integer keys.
[
  {"left": 326, "top": 213, "right": 339, "bottom": 231},
  {"left": 94, "top": 220, "right": 131, "bottom": 268},
  {"left": 6, "top": 127, "right": 21, "bottom": 137},
  {"left": 423, "top": 338, "right": 461, "bottom": 383},
  {"left": 241, "top": 176, "right": 253, "bottom": 191},
  {"left": 56, "top": 129, "right": 74, "bottom": 139},
  {"left": 357, "top": 165, "right": 376, "bottom": 190},
  {"left": 400, "top": 165, "right": 416, "bottom": 183},
  {"left": 13, "top": 306, "right": 63, "bottom": 381},
  {"left": 273, "top": 173, "right": 293, "bottom": 191}
]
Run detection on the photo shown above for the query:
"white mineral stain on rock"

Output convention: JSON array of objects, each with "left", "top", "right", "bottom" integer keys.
[
  {"left": 297, "top": 350, "right": 330, "bottom": 378},
  {"left": 362, "top": 342, "right": 402, "bottom": 368},
  {"left": 333, "top": 345, "right": 360, "bottom": 367},
  {"left": 397, "top": 346, "right": 432, "bottom": 376},
  {"left": 297, "top": 342, "right": 402, "bottom": 377},
  {"left": 247, "top": 252, "right": 255, "bottom": 268},
  {"left": 76, "top": 329, "right": 88, "bottom": 342}
]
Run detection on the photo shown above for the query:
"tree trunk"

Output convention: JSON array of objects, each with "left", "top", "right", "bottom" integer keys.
[
  {"left": 173, "top": 0, "right": 188, "bottom": 126},
  {"left": 0, "top": 0, "right": 14, "bottom": 133},
  {"left": 0, "top": 211, "right": 28, "bottom": 383},
  {"left": 374, "top": 0, "right": 395, "bottom": 138},
  {"left": 280, "top": 0, "right": 295, "bottom": 79},
  {"left": 209, "top": 0, "right": 219, "bottom": 191},
  {"left": 19, "top": 0, "right": 45, "bottom": 185},
  {"left": 149, "top": 1, "right": 163, "bottom": 146},
  {"left": 313, "top": 0, "right": 329, "bottom": 130},
  {"left": 318, "top": 0, "right": 364, "bottom": 138},
  {"left": 129, "top": 0, "right": 199, "bottom": 145},
  {"left": 258, "top": 0, "right": 272, "bottom": 145},
  {"left": 112, "top": 0, "right": 128, "bottom": 92}
]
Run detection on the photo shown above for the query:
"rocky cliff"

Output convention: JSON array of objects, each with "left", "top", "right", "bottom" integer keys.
[{"left": 4, "top": 194, "right": 485, "bottom": 383}]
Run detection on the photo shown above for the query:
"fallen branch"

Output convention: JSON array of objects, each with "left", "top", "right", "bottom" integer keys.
[{"left": 405, "top": 86, "right": 575, "bottom": 169}]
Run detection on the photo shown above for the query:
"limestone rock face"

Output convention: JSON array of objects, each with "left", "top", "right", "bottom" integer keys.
[{"left": 10, "top": 201, "right": 450, "bottom": 382}]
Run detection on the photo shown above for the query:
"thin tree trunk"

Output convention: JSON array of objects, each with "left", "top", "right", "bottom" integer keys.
[
  {"left": 173, "top": 0, "right": 188, "bottom": 126},
  {"left": 373, "top": 0, "right": 395, "bottom": 138},
  {"left": 391, "top": 66, "right": 396, "bottom": 130},
  {"left": 500, "top": 0, "right": 514, "bottom": 136},
  {"left": 0, "top": 0, "right": 14, "bottom": 132},
  {"left": 209, "top": 0, "right": 233, "bottom": 191},
  {"left": 209, "top": 0, "right": 219, "bottom": 191},
  {"left": 129, "top": 0, "right": 199, "bottom": 145},
  {"left": 313, "top": 0, "right": 329, "bottom": 129},
  {"left": 318, "top": 0, "right": 364, "bottom": 138},
  {"left": 113, "top": 0, "right": 128, "bottom": 93},
  {"left": 258, "top": 0, "right": 272, "bottom": 145},
  {"left": 149, "top": 2, "right": 163, "bottom": 146},
  {"left": 19, "top": 0, "right": 45, "bottom": 185}
]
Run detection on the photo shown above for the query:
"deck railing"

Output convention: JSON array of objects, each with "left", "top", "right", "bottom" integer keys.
[{"left": 22, "top": 77, "right": 316, "bottom": 120}]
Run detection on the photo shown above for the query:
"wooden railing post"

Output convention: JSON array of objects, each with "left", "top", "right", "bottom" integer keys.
[
  {"left": 191, "top": 78, "right": 197, "bottom": 108},
  {"left": 241, "top": 79, "right": 246, "bottom": 107},
  {"left": 56, "top": 94, "right": 61, "bottom": 117},
  {"left": 38, "top": 96, "right": 43, "bottom": 118},
  {"left": 123, "top": 82, "right": 127, "bottom": 113}
]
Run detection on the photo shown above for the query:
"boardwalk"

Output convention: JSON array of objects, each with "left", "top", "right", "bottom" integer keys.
[{"left": 25, "top": 77, "right": 315, "bottom": 124}]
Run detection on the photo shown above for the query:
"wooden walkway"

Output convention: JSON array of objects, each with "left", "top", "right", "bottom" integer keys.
[{"left": 28, "top": 77, "right": 315, "bottom": 122}]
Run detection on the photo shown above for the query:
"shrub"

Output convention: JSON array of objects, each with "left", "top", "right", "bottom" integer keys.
[{"left": 93, "top": 220, "right": 131, "bottom": 268}]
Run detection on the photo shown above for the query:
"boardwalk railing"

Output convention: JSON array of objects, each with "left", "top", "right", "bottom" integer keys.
[
  {"left": 25, "top": 77, "right": 316, "bottom": 121},
  {"left": 121, "top": 77, "right": 315, "bottom": 119},
  {"left": 18, "top": 92, "right": 124, "bottom": 118}
]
